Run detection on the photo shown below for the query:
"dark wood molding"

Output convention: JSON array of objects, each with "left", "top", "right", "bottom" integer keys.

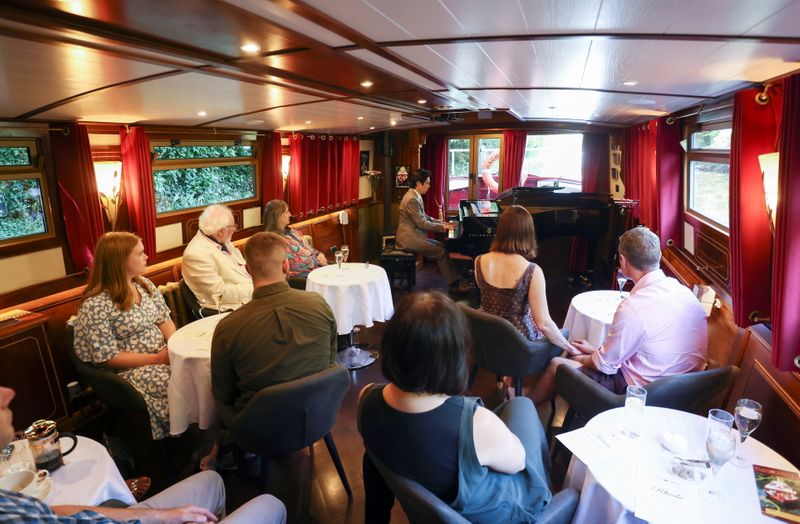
[
  {"left": 90, "top": 145, "right": 122, "bottom": 162},
  {"left": 457, "top": 86, "right": 710, "bottom": 100},
  {"left": 0, "top": 234, "right": 61, "bottom": 259},
  {"left": 0, "top": 271, "right": 87, "bottom": 310}
]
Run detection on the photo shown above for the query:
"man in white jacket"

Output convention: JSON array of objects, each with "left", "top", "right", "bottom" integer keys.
[{"left": 182, "top": 204, "right": 253, "bottom": 313}]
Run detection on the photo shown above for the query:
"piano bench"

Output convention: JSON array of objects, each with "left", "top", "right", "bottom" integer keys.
[{"left": 380, "top": 249, "right": 417, "bottom": 292}]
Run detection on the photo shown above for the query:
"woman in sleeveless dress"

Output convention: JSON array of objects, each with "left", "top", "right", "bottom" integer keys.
[
  {"left": 359, "top": 291, "right": 556, "bottom": 523},
  {"left": 475, "top": 205, "right": 578, "bottom": 356}
]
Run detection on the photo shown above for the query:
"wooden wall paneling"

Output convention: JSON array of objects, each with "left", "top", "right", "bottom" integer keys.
[{"left": 727, "top": 325, "right": 800, "bottom": 468}]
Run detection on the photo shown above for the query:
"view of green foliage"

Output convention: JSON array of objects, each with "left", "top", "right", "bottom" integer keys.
[
  {"left": 0, "top": 178, "right": 47, "bottom": 241},
  {"left": 154, "top": 145, "right": 253, "bottom": 160},
  {"left": 153, "top": 164, "right": 256, "bottom": 214},
  {"left": 448, "top": 138, "right": 470, "bottom": 178},
  {"left": 691, "top": 129, "right": 732, "bottom": 150},
  {"left": 0, "top": 147, "right": 31, "bottom": 166},
  {"left": 689, "top": 161, "right": 730, "bottom": 227}
]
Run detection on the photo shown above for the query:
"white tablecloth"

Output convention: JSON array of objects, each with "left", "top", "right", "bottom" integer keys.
[
  {"left": 559, "top": 406, "right": 798, "bottom": 524},
  {"left": 306, "top": 263, "right": 394, "bottom": 336},
  {"left": 167, "top": 313, "right": 229, "bottom": 435},
  {"left": 563, "top": 290, "right": 628, "bottom": 346},
  {"left": 3, "top": 436, "right": 134, "bottom": 506}
]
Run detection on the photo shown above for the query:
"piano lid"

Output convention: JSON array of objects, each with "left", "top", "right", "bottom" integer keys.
[{"left": 495, "top": 186, "right": 612, "bottom": 213}]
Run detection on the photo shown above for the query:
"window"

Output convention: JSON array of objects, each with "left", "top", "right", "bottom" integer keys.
[
  {"left": 521, "top": 134, "right": 583, "bottom": 191},
  {"left": 0, "top": 140, "right": 53, "bottom": 245},
  {"left": 686, "top": 124, "right": 731, "bottom": 229},
  {"left": 445, "top": 135, "right": 501, "bottom": 212},
  {"left": 151, "top": 142, "right": 257, "bottom": 214}
]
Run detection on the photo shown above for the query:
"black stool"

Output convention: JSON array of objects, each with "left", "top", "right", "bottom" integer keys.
[{"left": 380, "top": 248, "right": 416, "bottom": 292}]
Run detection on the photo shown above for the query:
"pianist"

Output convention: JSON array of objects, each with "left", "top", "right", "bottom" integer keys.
[{"left": 396, "top": 169, "right": 467, "bottom": 292}]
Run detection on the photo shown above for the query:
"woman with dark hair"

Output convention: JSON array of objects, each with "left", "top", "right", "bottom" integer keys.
[
  {"left": 263, "top": 199, "right": 327, "bottom": 277},
  {"left": 476, "top": 205, "right": 578, "bottom": 356},
  {"left": 74, "top": 232, "right": 174, "bottom": 439},
  {"left": 359, "top": 291, "right": 553, "bottom": 523}
]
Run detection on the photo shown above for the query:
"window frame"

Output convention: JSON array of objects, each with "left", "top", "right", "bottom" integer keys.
[
  {"left": 0, "top": 138, "right": 57, "bottom": 249},
  {"left": 444, "top": 133, "right": 502, "bottom": 215},
  {"left": 150, "top": 139, "right": 260, "bottom": 220},
  {"left": 683, "top": 121, "right": 732, "bottom": 233}
]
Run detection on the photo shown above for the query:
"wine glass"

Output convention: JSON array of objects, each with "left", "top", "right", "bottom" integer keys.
[
  {"left": 341, "top": 244, "right": 350, "bottom": 263},
  {"left": 700, "top": 409, "right": 736, "bottom": 504},
  {"left": 731, "top": 399, "right": 762, "bottom": 467},
  {"left": 334, "top": 250, "right": 343, "bottom": 270},
  {"left": 616, "top": 269, "right": 628, "bottom": 299}
]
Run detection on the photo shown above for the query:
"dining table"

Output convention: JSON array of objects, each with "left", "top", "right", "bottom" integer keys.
[
  {"left": 167, "top": 312, "right": 229, "bottom": 435},
  {"left": 557, "top": 406, "right": 798, "bottom": 524},
  {"left": 1, "top": 435, "right": 135, "bottom": 506},
  {"left": 562, "top": 289, "right": 628, "bottom": 346}
]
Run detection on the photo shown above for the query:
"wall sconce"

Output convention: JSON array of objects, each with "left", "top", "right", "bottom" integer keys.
[
  {"left": 94, "top": 161, "right": 122, "bottom": 230},
  {"left": 758, "top": 152, "right": 779, "bottom": 233}
]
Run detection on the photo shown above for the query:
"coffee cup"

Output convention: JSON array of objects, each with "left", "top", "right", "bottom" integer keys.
[{"left": 0, "top": 468, "right": 49, "bottom": 494}]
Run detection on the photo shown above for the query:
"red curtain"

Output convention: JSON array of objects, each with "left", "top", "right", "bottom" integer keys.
[
  {"left": 771, "top": 74, "right": 800, "bottom": 371},
  {"left": 287, "top": 133, "right": 359, "bottom": 219},
  {"left": 655, "top": 117, "right": 683, "bottom": 246},
  {"left": 730, "top": 88, "right": 783, "bottom": 327},
  {"left": 50, "top": 124, "right": 105, "bottom": 272},
  {"left": 623, "top": 121, "right": 658, "bottom": 228},
  {"left": 120, "top": 126, "right": 157, "bottom": 259},
  {"left": 500, "top": 130, "right": 527, "bottom": 190},
  {"left": 420, "top": 134, "right": 447, "bottom": 219},
  {"left": 570, "top": 133, "right": 611, "bottom": 271},
  {"left": 259, "top": 131, "right": 284, "bottom": 204}
]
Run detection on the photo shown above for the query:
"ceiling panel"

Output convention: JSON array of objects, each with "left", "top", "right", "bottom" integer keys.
[
  {"left": 300, "top": 0, "right": 423, "bottom": 42},
  {"left": 345, "top": 49, "right": 444, "bottom": 91},
  {"left": 210, "top": 99, "right": 429, "bottom": 133},
  {"left": 472, "top": 40, "right": 591, "bottom": 87},
  {"left": 36, "top": 73, "right": 324, "bottom": 125},
  {"left": 595, "top": 0, "right": 690, "bottom": 33},
  {"left": 388, "top": 44, "right": 504, "bottom": 88},
  {"left": 456, "top": 0, "right": 602, "bottom": 35},
  {"left": 462, "top": 89, "right": 693, "bottom": 123},
  {"left": 665, "top": 0, "right": 794, "bottom": 35},
  {"left": 745, "top": 0, "right": 800, "bottom": 37},
  {"left": 0, "top": 35, "right": 173, "bottom": 117}
]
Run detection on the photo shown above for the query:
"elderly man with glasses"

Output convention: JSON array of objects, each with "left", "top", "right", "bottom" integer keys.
[{"left": 183, "top": 204, "right": 254, "bottom": 314}]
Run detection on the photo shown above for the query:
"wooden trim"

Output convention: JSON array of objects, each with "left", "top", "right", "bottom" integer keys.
[
  {"left": 460, "top": 86, "right": 710, "bottom": 100},
  {"left": 0, "top": 271, "right": 86, "bottom": 310},
  {"left": 91, "top": 145, "right": 121, "bottom": 162},
  {"left": 15, "top": 70, "right": 186, "bottom": 119}
]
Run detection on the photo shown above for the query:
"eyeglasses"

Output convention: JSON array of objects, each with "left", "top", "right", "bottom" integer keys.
[{"left": 224, "top": 223, "right": 238, "bottom": 231}]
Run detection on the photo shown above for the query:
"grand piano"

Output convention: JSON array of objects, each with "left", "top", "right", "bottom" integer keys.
[{"left": 447, "top": 187, "right": 633, "bottom": 278}]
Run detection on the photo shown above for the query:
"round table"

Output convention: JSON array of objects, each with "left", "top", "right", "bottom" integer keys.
[
  {"left": 2, "top": 436, "right": 134, "bottom": 506},
  {"left": 167, "top": 313, "right": 229, "bottom": 435},
  {"left": 563, "top": 290, "right": 628, "bottom": 346},
  {"left": 562, "top": 406, "right": 798, "bottom": 524},
  {"left": 306, "top": 263, "right": 394, "bottom": 368}
]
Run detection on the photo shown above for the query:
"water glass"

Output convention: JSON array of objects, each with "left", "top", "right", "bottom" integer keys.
[
  {"left": 731, "top": 398, "right": 762, "bottom": 467},
  {"left": 701, "top": 409, "right": 736, "bottom": 503},
  {"left": 623, "top": 386, "right": 647, "bottom": 438},
  {"left": 341, "top": 244, "right": 350, "bottom": 263}
]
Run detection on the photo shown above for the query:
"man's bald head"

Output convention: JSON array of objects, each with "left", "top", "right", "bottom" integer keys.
[{"left": 244, "top": 232, "right": 288, "bottom": 283}]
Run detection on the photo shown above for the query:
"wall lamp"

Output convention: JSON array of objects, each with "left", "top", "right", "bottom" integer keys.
[
  {"left": 757, "top": 152, "right": 779, "bottom": 233},
  {"left": 94, "top": 161, "right": 122, "bottom": 230}
]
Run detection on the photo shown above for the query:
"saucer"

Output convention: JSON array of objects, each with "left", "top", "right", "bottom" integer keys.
[{"left": 21, "top": 477, "right": 52, "bottom": 501}]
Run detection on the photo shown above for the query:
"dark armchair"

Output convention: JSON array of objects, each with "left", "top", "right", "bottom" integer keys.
[
  {"left": 217, "top": 364, "right": 352, "bottom": 497},
  {"left": 459, "top": 304, "right": 563, "bottom": 394}
]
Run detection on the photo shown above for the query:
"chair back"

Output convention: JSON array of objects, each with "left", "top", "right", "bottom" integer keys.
[
  {"left": 366, "top": 449, "right": 469, "bottom": 524},
  {"left": 179, "top": 279, "right": 204, "bottom": 322},
  {"left": 64, "top": 324, "right": 147, "bottom": 412},
  {"left": 158, "top": 281, "right": 190, "bottom": 328},
  {"left": 222, "top": 365, "right": 351, "bottom": 456},
  {"left": 645, "top": 365, "right": 739, "bottom": 414},
  {"left": 459, "top": 304, "right": 554, "bottom": 377}
]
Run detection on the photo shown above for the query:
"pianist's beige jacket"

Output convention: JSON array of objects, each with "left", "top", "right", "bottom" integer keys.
[
  {"left": 181, "top": 232, "right": 253, "bottom": 312},
  {"left": 396, "top": 188, "right": 447, "bottom": 251}
]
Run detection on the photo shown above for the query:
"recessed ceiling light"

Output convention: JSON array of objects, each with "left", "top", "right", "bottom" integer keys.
[
  {"left": 304, "top": 120, "right": 312, "bottom": 124},
  {"left": 240, "top": 43, "right": 261, "bottom": 53},
  {"left": 360, "top": 80, "right": 374, "bottom": 88},
  {"left": 629, "top": 98, "right": 657, "bottom": 106},
  {"left": 622, "top": 80, "right": 639, "bottom": 86},
  {"left": 417, "top": 99, "right": 427, "bottom": 104},
  {"left": 197, "top": 111, "right": 207, "bottom": 117},
  {"left": 390, "top": 120, "right": 397, "bottom": 126},
  {"left": 357, "top": 116, "right": 364, "bottom": 120},
  {"left": 247, "top": 119, "right": 264, "bottom": 125},
  {"left": 369, "top": 126, "right": 375, "bottom": 130}
]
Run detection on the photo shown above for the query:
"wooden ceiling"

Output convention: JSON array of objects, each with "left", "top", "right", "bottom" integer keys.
[{"left": 1, "top": 0, "right": 799, "bottom": 133}]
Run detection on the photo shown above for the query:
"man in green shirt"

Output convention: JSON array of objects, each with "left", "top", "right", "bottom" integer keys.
[{"left": 211, "top": 232, "right": 337, "bottom": 414}]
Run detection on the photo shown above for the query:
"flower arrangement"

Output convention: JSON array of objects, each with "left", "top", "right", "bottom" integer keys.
[{"left": 367, "top": 170, "right": 382, "bottom": 201}]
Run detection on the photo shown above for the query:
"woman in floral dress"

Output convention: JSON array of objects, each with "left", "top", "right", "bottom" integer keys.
[
  {"left": 263, "top": 199, "right": 328, "bottom": 277},
  {"left": 74, "top": 232, "right": 175, "bottom": 440}
]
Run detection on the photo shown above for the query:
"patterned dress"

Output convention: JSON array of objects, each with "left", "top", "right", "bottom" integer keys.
[
  {"left": 283, "top": 228, "right": 321, "bottom": 277},
  {"left": 475, "top": 255, "right": 544, "bottom": 341},
  {"left": 74, "top": 278, "right": 172, "bottom": 440}
]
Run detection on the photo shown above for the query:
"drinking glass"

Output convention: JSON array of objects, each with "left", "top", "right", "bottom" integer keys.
[
  {"left": 334, "top": 250, "right": 343, "bottom": 270},
  {"left": 616, "top": 269, "right": 628, "bottom": 299},
  {"left": 341, "top": 244, "right": 350, "bottom": 263},
  {"left": 700, "top": 409, "right": 736, "bottom": 504},
  {"left": 731, "top": 399, "right": 762, "bottom": 467},
  {"left": 623, "top": 386, "right": 647, "bottom": 438}
]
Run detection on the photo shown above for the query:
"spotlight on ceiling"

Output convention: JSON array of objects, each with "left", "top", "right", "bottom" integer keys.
[
  {"left": 360, "top": 80, "right": 374, "bottom": 88},
  {"left": 357, "top": 116, "right": 364, "bottom": 120},
  {"left": 417, "top": 99, "right": 427, "bottom": 104},
  {"left": 304, "top": 120, "right": 312, "bottom": 124},
  {"left": 197, "top": 111, "right": 207, "bottom": 117},
  {"left": 622, "top": 80, "right": 639, "bottom": 86},
  {"left": 240, "top": 43, "right": 261, "bottom": 53}
]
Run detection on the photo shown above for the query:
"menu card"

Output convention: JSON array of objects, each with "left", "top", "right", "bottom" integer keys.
[
  {"left": 753, "top": 465, "right": 800, "bottom": 523},
  {"left": 634, "top": 469, "right": 692, "bottom": 523}
]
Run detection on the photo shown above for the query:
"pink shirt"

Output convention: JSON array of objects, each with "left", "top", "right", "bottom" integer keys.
[{"left": 591, "top": 269, "right": 708, "bottom": 386}]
